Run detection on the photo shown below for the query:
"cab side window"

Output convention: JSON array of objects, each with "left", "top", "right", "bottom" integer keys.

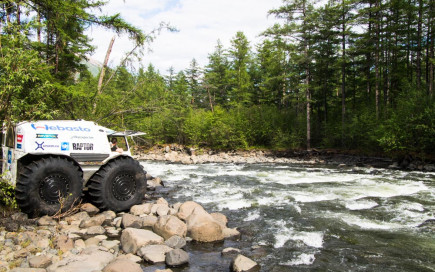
[{"left": 5, "top": 126, "right": 15, "bottom": 148}]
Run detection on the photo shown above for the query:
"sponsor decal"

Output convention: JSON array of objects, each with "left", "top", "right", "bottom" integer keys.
[
  {"left": 35, "top": 141, "right": 60, "bottom": 151},
  {"left": 72, "top": 143, "right": 94, "bottom": 151},
  {"left": 36, "top": 133, "right": 58, "bottom": 139},
  {"left": 35, "top": 141, "right": 44, "bottom": 151},
  {"left": 71, "top": 135, "right": 94, "bottom": 140},
  {"left": 31, "top": 124, "right": 91, "bottom": 132},
  {"left": 17, "top": 143, "right": 22, "bottom": 149},
  {"left": 7, "top": 150, "right": 12, "bottom": 164},
  {"left": 17, "top": 134, "right": 23, "bottom": 143},
  {"left": 61, "top": 142, "right": 69, "bottom": 151}
]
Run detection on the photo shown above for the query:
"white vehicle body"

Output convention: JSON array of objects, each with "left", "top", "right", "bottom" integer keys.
[{"left": 1, "top": 120, "right": 138, "bottom": 186}]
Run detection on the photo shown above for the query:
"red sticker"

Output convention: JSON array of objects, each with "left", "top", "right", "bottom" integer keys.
[{"left": 17, "top": 134, "right": 23, "bottom": 143}]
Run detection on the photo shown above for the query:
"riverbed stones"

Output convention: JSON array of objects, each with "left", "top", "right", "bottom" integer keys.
[
  {"left": 130, "top": 203, "right": 152, "bottom": 215},
  {"left": 153, "top": 215, "right": 187, "bottom": 239},
  {"left": 28, "top": 255, "right": 52, "bottom": 268},
  {"left": 231, "top": 254, "right": 260, "bottom": 272},
  {"left": 80, "top": 203, "right": 100, "bottom": 216},
  {"left": 102, "top": 258, "right": 142, "bottom": 272},
  {"left": 121, "top": 214, "right": 143, "bottom": 229},
  {"left": 79, "top": 214, "right": 106, "bottom": 228},
  {"left": 137, "top": 244, "right": 172, "bottom": 263},
  {"left": 165, "top": 249, "right": 189, "bottom": 267},
  {"left": 120, "top": 228, "right": 164, "bottom": 254},
  {"left": 165, "top": 235, "right": 186, "bottom": 249}
]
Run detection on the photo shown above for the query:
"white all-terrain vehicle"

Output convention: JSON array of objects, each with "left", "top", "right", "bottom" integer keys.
[{"left": 0, "top": 120, "right": 147, "bottom": 216}]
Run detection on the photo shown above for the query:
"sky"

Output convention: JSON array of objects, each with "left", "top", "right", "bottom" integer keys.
[{"left": 86, "top": 0, "right": 283, "bottom": 75}]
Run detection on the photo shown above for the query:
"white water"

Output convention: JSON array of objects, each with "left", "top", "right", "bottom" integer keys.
[{"left": 140, "top": 161, "right": 435, "bottom": 271}]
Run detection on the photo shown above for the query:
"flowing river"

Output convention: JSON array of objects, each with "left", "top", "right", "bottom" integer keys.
[{"left": 139, "top": 161, "right": 435, "bottom": 272}]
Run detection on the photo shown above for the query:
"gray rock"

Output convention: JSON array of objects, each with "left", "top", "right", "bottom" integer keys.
[
  {"left": 141, "top": 215, "right": 158, "bottom": 229},
  {"left": 231, "top": 254, "right": 260, "bottom": 272},
  {"left": 11, "top": 212, "right": 28, "bottom": 221},
  {"left": 86, "top": 225, "right": 106, "bottom": 236},
  {"left": 130, "top": 203, "right": 152, "bottom": 216},
  {"left": 164, "top": 235, "right": 186, "bottom": 249},
  {"left": 79, "top": 214, "right": 106, "bottom": 228},
  {"left": 102, "top": 259, "right": 142, "bottom": 272},
  {"left": 137, "top": 244, "right": 172, "bottom": 263},
  {"left": 153, "top": 215, "right": 187, "bottom": 240},
  {"left": 37, "top": 216, "right": 57, "bottom": 226},
  {"left": 46, "top": 247, "right": 114, "bottom": 272},
  {"left": 29, "top": 255, "right": 52, "bottom": 268},
  {"left": 121, "top": 214, "right": 143, "bottom": 229},
  {"left": 66, "top": 211, "right": 90, "bottom": 225},
  {"left": 165, "top": 249, "right": 189, "bottom": 267},
  {"left": 105, "top": 227, "right": 120, "bottom": 238},
  {"left": 120, "top": 228, "right": 164, "bottom": 254},
  {"left": 80, "top": 203, "right": 100, "bottom": 216}
]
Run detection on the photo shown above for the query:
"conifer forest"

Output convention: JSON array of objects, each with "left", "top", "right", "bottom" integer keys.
[{"left": 1, "top": 0, "right": 434, "bottom": 157}]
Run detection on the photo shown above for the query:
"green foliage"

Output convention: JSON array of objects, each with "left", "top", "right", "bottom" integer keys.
[{"left": 0, "top": 179, "right": 17, "bottom": 209}]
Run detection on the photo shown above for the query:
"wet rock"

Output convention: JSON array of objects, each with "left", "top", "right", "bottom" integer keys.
[
  {"left": 103, "top": 259, "right": 142, "bottom": 272},
  {"left": 222, "top": 247, "right": 241, "bottom": 256},
  {"left": 165, "top": 248, "right": 189, "bottom": 267},
  {"left": 153, "top": 215, "right": 187, "bottom": 240},
  {"left": 120, "top": 228, "right": 164, "bottom": 254},
  {"left": 231, "top": 254, "right": 260, "bottom": 272},
  {"left": 223, "top": 227, "right": 241, "bottom": 239},
  {"left": 165, "top": 235, "right": 186, "bottom": 249},
  {"left": 80, "top": 203, "right": 100, "bottom": 216},
  {"left": 137, "top": 244, "right": 172, "bottom": 263},
  {"left": 29, "top": 255, "right": 52, "bottom": 268},
  {"left": 121, "top": 214, "right": 143, "bottom": 229},
  {"left": 46, "top": 246, "right": 114, "bottom": 272},
  {"left": 130, "top": 203, "right": 152, "bottom": 216}
]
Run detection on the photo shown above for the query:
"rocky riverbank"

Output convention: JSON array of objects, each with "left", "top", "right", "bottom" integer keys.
[
  {"left": 134, "top": 144, "right": 435, "bottom": 171},
  {"left": 0, "top": 196, "right": 259, "bottom": 272}
]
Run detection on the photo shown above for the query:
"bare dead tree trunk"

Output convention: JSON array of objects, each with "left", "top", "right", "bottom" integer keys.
[{"left": 93, "top": 36, "right": 115, "bottom": 114}]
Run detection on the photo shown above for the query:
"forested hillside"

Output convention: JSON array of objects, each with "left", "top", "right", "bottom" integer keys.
[{"left": 1, "top": 0, "right": 434, "bottom": 157}]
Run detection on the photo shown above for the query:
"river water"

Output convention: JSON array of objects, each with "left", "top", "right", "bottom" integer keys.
[{"left": 139, "top": 161, "right": 435, "bottom": 272}]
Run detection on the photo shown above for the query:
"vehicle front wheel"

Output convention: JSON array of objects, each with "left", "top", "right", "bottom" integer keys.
[
  {"left": 15, "top": 156, "right": 83, "bottom": 217},
  {"left": 87, "top": 157, "right": 147, "bottom": 212}
]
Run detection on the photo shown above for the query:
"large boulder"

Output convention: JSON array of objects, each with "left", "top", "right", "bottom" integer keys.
[
  {"left": 153, "top": 215, "right": 187, "bottom": 240},
  {"left": 185, "top": 208, "right": 224, "bottom": 242},
  {"left": 121, "top": 228, "right": 164, "bottom": 254},
  {"left": 177, "top": 201, "right": 205, "bottom": 220}
]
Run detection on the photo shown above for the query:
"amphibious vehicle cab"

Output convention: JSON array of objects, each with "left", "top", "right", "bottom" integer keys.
[{"left": 1, "top": 120, "right": 147, "bottom": 216}]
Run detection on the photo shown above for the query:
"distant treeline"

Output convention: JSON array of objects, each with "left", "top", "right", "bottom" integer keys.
[{"left": 1, "top": 0, "right": 434, "bottom": 156}]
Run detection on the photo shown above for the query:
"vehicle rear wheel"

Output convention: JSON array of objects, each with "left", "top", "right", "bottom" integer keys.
[
  {"left": 87, "top": 157, "right": 146, "bottom": 212},
  {"left": 15, "top": 156, "right": 83, "bottom": 217}
]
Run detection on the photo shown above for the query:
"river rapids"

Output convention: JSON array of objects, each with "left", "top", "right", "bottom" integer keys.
[{"left": 140, "top": 161, "right": 435, "bottom": 272}]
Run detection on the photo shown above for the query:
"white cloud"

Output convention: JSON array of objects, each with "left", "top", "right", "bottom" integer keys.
[{"left": 86, "top": 0, "right": 282, "bottom": 74}]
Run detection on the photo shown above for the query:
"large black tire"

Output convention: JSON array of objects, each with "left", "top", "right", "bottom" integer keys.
[
  {"left": 15, "top": 156, "right": 83, "bottom": 217},
  {"left": 87, "top": 157, "right": 146, "bottom": 212}
]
